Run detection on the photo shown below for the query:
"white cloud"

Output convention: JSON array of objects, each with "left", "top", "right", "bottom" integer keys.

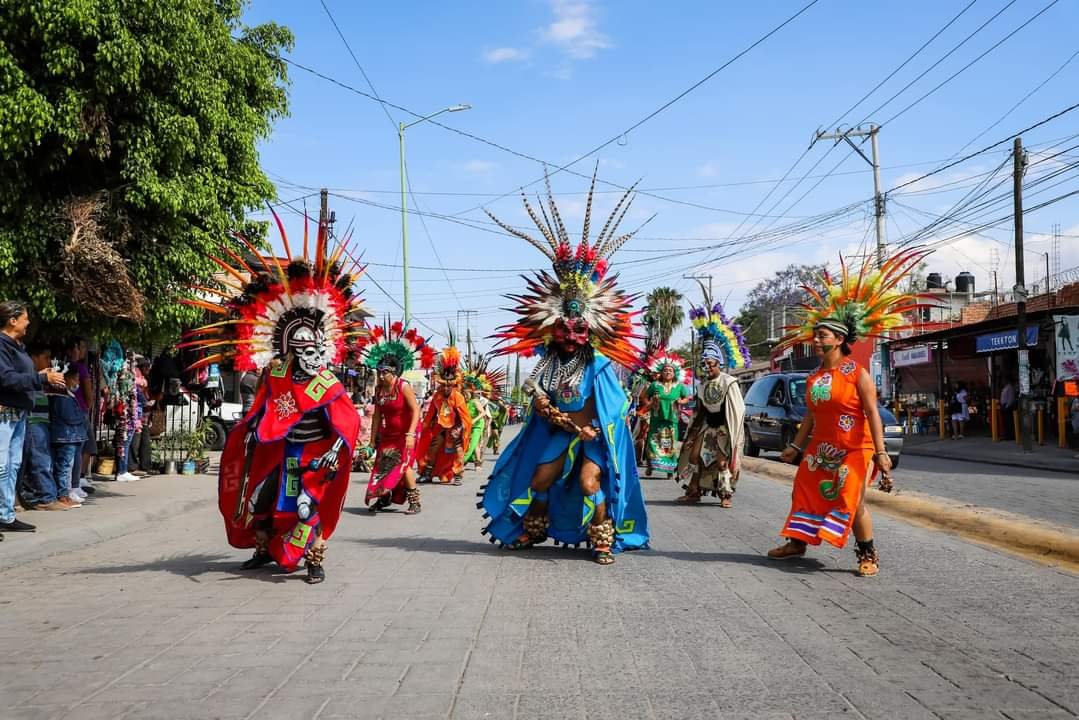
[
  {"left": 483, "top": 47, "right": 528, "bottom": 64},
  {"left": 540, "top": 0, "right": 611, "bottom": 60},
  {"left": 462, "top": 159, "right": 497, "bottom": 175},
  {"left": 697, "top": 162, "right": 720, "bottom": 178}
]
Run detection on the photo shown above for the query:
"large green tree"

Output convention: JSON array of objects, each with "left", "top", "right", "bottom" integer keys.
[
  {"left": 0, "top": 0, "right": 292, "bottom": 343},
  {"left": 642, "top": 286, "right": 684, "bottom": 352}
]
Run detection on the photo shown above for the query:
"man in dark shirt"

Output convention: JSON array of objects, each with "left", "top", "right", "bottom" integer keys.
[{"left": 0, "top": 301, "right": 64, "bottom": 534}]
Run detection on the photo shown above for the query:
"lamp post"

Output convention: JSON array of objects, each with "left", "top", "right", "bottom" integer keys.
[{"left": 399, "top": 103, "right": 471, "bottom": 326}]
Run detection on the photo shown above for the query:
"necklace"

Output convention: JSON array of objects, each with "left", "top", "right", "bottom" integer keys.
[{"left": 531, "top": 347, "right": 591, "bottom": 396}]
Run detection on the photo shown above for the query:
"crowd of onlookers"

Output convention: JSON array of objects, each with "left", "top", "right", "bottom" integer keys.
[{"left": 0, "top": 300, "right": 160, "bottom": 538}]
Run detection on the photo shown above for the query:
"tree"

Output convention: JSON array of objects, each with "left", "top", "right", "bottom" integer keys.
[
  {"left": 642, "top": 287, "right": 685, "bottom": 352},
  {"left": 0, "top": 0, "right": 292, "bottom": 344},
  {"left": 738, "top": 263, "right": 828, "bottom": 352}
]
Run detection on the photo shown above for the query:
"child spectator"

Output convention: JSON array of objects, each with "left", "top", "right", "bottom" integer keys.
[{"left": 50, "top": 369, "right": 88, "bottom": 504}]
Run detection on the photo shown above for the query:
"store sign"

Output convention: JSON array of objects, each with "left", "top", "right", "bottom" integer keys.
[
  {"left": 975, "top": 327, "right": 1038, "bottom": 353},
  {"left": 1054, "top": 314, "right": 1079, "bottom": 382},
  {"left": 893, "top": 345, "right": 932, "bottom": 367}
]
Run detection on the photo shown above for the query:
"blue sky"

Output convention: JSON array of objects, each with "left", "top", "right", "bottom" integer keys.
[{"left": 244, "top": 0, "right": 1079, "bottom": 354}]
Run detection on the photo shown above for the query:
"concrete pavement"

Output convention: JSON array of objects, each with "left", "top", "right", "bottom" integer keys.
[
  {"left": 2, "top": 444, "right": 1078, "bottom": 719},
  {"left": 903, "top": 434, "right": 1077, "bottom": 474}
]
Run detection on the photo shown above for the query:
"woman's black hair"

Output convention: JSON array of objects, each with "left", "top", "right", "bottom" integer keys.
[
  {"left": 0, "top": 300, "right": 28, "bottom": 328},
  {"left": 840, "top": 341, "right": 853, "bottom": 356},
  {"left": 377, "top": 354, "right": 401, "bottom": 374}
]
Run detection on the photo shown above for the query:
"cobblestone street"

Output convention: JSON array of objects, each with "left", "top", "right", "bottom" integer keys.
[{"left": 2, "top": 449, "right": 1078, "bottom": 720}]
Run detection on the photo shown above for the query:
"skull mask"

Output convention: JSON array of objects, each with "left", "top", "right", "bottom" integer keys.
[{"left": 289, "top": 326, "right": 327, "bottom": 378}]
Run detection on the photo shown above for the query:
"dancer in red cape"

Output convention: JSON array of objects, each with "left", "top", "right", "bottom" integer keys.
[{"left": 181, "top": 210, "right": 366, "bottom": 583}]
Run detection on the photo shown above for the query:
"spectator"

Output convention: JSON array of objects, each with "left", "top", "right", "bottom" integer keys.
[
  {"left": 0, "top": 301, "right": 65, "bottom": 534},
  {"left": 128, "top": 356, "right": 153, "bottom": 476},
  {"left": 950, "top": 381, "right": 969, "bottom": 440},
  {"left": 1000, "top": 377, "right": 1017, "bottom": 440},
  {"left": 22, "top": 342, "right": 78, "bottom": 510},
  {"left": 51, "top": 368, "right": 89, "bottom": 502},
  {"left": 64, "top": 337, "right": 97, "bottom": 490}
]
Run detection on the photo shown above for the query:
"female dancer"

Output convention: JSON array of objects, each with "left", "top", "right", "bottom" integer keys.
[
  {"left": 643, "top": 350, "right": 690, "bottom": 478},
  {"left": 767, "top": 249, "right": 929, "bottom": 576},
  {"left": 359, "top": 321, "right": 435, "bottom": 514}
]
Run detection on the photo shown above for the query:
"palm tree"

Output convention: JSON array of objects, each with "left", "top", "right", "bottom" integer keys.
[{"left": 643, "top": 287, "right": 685, "bottom": 352}]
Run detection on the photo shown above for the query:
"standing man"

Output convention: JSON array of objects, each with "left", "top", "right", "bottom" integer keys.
[
  {"left": 0, "top": 301, "right": 65, "bottom": 534},
  {"left": 1000, "top": 376, "right": 1017, "bottom": 441}
]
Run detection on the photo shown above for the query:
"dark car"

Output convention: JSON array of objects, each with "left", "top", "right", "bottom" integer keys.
[{"left": 742, "top": 372, "right": 904, "bottom": 467}]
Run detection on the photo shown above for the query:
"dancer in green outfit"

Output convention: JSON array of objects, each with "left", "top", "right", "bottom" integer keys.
[
  {"left": 643, "top": 350, "right": 691, "bottom": 478},
  {"left": 462, "top": 356, "right": 505, "bottom": 470},
  {"left": 486, "top": 397, "right": 507, "bottom": 454}
]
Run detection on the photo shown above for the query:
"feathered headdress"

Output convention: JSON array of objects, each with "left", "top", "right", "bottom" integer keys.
[
  {"left": 463, "top": 353, "right": 508, "bottom": 397},
  {"left": 644, "top": 348, "right": 689, "bottom": 384},
  {"left": 179, "top": 208, "right": 368, "bottom": 371},
  {"left": 357, "top": 319, "right": 435, "bottom": 373},
  {"left": 435, "top": 346, "right": 463, "bottom": 386},
  {"left": 774, "top": 247, "right": 934, "bottom": 351},
  {"left": 485, "top": 169, "right": 646, "bottom": 370},
  {"left": 689, "top": 294, "right": 750, "bottom": 370}
]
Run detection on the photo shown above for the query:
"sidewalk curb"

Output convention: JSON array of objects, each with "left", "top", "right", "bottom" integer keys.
[
  {"left": 742, "top": 457, "right": 1079, "bottom": 572},
  {"left": 903, "top": 443, "right": 1077, "bottom": 474},
  {"left": 2, "top": 480, "right": 217, "bottom": 570}
]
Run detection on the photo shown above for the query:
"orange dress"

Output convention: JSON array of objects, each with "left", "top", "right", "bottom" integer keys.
[{"left": 780, "top": 359, "right": 875, "bottom": 548}]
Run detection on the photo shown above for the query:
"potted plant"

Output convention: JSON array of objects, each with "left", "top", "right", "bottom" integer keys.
[{"left": 185, "top": 422, "right": 214, "bottom": 474}]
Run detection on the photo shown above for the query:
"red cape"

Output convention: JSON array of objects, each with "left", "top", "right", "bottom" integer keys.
[{"left": 218, "top": 364, "right": 360, "bottom": 565}]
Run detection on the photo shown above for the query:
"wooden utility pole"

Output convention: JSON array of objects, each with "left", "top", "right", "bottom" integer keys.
[{"left": 1013, "top": 137, "right": 1032, "bottom": 453}]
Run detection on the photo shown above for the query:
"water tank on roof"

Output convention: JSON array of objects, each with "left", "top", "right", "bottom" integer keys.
[
  {"left": 955, "top": 272, "right": 975, "bottom": 295},
  {"left": 927, "top": 272, "right": 944, "bottom": 289}
]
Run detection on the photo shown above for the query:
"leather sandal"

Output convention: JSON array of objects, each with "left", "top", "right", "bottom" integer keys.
[
  {"left": 675, "top": 490, "right": 701, "bottom": 504},
  {"left": 767, "top": 541, "right": 806, "bottom": 560},
  {"left": 719, "top": 497, "right": 733, "bottom": 509}
]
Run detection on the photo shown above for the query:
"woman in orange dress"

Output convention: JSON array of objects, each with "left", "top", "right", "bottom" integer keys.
[{"left": 766, "top": 249, "right": 930, "bottom": 577}]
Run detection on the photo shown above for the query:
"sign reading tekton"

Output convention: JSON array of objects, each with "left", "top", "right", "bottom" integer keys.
[
  {"left": 892, "top": 345, "right": 932, "bottom": 367},
  {"left": 974, "top": 327, "right": 1038, "bottom": 354}
]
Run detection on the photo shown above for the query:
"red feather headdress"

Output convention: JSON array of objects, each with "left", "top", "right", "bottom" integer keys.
[{"left": 179, "top": 208, "right": 368, "bottom": 371}]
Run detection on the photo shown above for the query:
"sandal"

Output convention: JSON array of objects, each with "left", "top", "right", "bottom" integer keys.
[
  {"left": 594, "top": 549, "right": 615, "bottom": 565},
  {"left": 404, "top": 489, "right": 421, "bottom": 515},
  {"left": 720, "top": 497, "right": 732, "bottom": 509},
  {"left": 452, "top": 476, "right": 463, "bottom": 486},
  {"left": 367, "top": 494, "right": 392, "bottom": 513},
  {"left": 675, "top": 491, "right": 701, "bottom": 504},
  {"left": 767, "top": 541, "right": 806, "bottom": 560},
  {"left": 855, "top": 545, "right": 880, "bottom": 577}
]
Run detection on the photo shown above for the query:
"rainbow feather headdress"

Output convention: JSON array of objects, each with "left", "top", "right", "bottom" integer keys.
[
  {"left": 463, "top": 354, "right": 508, "bottom": 397},
  {"left": 357, "top": 320, "right": 435, "bottom": 373},
  {"left": 485, "top": 170, "right": 645, "bottom": 370},
  {"left": 689, "top": 297, "right": 750, "bottom": 370},
  {"left": 179, "top": 209, "right": 368, "bottom": 371},
  {"left": 775, "top": 247, "right": 934, "bottom": 351},
  {"left": 644, "top": 348, "right": 689, "bottom": 384}
]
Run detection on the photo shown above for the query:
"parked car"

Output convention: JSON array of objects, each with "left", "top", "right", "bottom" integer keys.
[{"left": 742, "top": 372, "right": 904, "bottom": 467}]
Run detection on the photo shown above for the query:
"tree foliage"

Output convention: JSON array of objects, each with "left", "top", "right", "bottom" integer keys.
[
  {"left": 642, "top": 286, "right": 684, "bottom": 352},
  {"left": 0, "top": 0, "right": 292, "bottom": 344},
  {"left": 737, "top": 263, "right": 828, "bottom": 352}
]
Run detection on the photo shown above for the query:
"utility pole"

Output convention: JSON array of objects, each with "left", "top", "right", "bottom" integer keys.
[
  {"left": 1013, "top": 137, "right": 1032, "bottom": 453},
  {"left": 319, "top": 188, "right": 329, "bottom": 238},
  {"left": 456, "top": 309, "right": 478, "bottom": 358},
  {"left": 812, "top": 124, "right": 890, "bottom": 399}
]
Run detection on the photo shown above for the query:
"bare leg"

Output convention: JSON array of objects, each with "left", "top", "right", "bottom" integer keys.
[
  {"left": 580, "top": 459, "right": 614, "bottom": 565},
  {"left": 513, "top": 456, "right": 564, "bottom": 547}
]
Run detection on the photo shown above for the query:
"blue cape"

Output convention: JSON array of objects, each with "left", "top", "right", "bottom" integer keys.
[{"left": 480, "top": 353, "right": 649, "bottom": 552}]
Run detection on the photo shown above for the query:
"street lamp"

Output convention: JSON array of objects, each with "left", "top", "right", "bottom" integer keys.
[{"left": 399, "top": 104, "right": 472, "bottom": 326}]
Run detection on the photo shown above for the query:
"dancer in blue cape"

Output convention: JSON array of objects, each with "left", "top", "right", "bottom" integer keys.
[{"left": 479, "top": 172, "right": 649, "bottom": 564}]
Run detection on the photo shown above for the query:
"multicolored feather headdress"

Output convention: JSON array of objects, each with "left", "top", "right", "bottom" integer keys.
[
  {"left": 485, "top": 169, "right": 646, "bottom": 369},
  {"left": 463, "top": 354, "right": 508, "bottom": 397},
  {"left": 689, "top": 295, "right": 750, "bottom": 371},
  {"left": 644, "top": 348, "right": 689, "bottom": 384},
  {"left": 435, "top": 345, "right": 463, "bottom": 386},
  {"left": 774, "top": 247, "right": 934, "bottom": 351},
  {"left": 179, "top": 209, "right": 368, "bottom": 371},
  {"left": 357, "top": 319, "right": 435, "bottom": 373}
]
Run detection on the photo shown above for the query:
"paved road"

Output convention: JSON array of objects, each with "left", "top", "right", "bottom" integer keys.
[
  {"left": 757, "top": 448, "right": 1079, "bottom": 529},
  {"left": 2, "top": 449, "right": 1078, "bottom": 719}
]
